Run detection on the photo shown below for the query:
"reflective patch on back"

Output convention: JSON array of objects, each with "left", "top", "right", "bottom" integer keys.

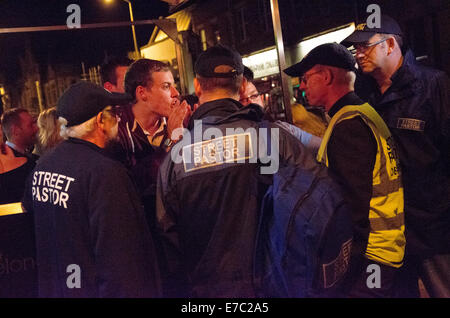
[{"left": 182, "top": 133, "right": 254, "bottom": 173}]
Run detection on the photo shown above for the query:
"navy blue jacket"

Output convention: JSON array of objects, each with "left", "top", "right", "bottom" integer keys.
[
  {"left": 358, "top": 50, "right": 450, "bottom": 257},
  {"left": 22, "top": 138, "right": 161, "bottom": 297}
]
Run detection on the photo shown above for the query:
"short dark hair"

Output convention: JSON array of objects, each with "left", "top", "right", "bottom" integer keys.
[
  {"left": 391, "top": 34, "right": 403, "bottom": 49},
  {"left": 1, "top": 108, "right": 28, "bottom": 140},
  {"left": 196, "top": 75, "right": 243, "bottom": 95},
  {"left": 243, "top": 66, "right": 254, "bottom": 81},
  {"left": 100, "top": 56, "right": 133, "bottom": 85},
  {"left": 124, "top": 59, "right": 170, "bottom": 102}
]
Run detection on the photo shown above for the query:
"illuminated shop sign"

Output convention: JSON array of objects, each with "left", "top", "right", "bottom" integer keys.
[{"left": 243, "top": 48, "right": 279, "bottom": 79}]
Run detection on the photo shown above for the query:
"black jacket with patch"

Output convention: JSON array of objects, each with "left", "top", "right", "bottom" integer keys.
[
  {"left": 22, "top": 138, "right": 161, "bottom": 297},
  {"left": 156, "top": 98, "right": 322, "bottom": 297},
  {"left": 357, "top": 50, "right": 450, "bottom": 257}
]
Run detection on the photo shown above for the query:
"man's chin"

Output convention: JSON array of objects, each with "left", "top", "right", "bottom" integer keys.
[{"left": 358, "top": 63, "right": 373, "bottom": 73}]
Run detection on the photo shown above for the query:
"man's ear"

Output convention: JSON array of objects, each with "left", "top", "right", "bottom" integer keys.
[
  {"left": 239, "top": 77, "right": 248, "bottom": 97},
  {"left": 386, "top": 37, "right": 396, "bottom": 55},
  {"left": 323, "top": 67, "right": 334, "bottom": 86},
  {"left": 194, "top": 78, "right": 202, "bottom": 98},
  {"left": 11, "top": 124, "right": 20, "bottom": 138},
  {"left": 103, "top": 82, "right": 113, "bottom": 92},
  {"left": 135, "top": 85, "right": 147, "bottom": 102},
  {"left": 96, "top": 112, "right": 105, "bottom": 130}
]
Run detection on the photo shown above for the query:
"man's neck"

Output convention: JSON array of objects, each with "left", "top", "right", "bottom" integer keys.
[
  {"left": 324, "top": 88, "right": 353, "bottom": 112},
  {"left": 372, "top": 54, "right": 404, "bottom": 95},
  {"left": 198, "top": 90, "right": 239, "bottom": 105},
  {"left": 82, "top": 130, "right": 107, "bottom": 149},
  {"left": 6, "top": 140, "right": 26, "bottom": 154},
  {"left": 132, "top": 102, "right": 161, "bottom": 134}
]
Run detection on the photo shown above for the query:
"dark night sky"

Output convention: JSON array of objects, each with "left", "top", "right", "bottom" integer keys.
[{"left": 0, "top": 0, "right": 170, "bottom": 85}]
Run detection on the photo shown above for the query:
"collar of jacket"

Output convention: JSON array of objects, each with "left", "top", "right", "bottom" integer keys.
[
  {"left": 118, "top": 103, "right": 135, "bottom": 127},
  {"left": 389, "top": 49, "right": 417, "bottom": 89},
  {"left": 328, "top": 91, "right": 364, "bottom": 118},
  {"left": 187, "top": 98, "right": 265, "bottom": 129},
  {"left": 66, "top": 137, "right": 111, "bottom": 158}
]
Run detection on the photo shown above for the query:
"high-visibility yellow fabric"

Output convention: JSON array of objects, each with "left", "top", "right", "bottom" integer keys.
[
  {"left": 290, "top": 103, "right": 327, "bottom": 137},
  {"left": 317, "top": 103, "right": 405, "bottom": 268}
]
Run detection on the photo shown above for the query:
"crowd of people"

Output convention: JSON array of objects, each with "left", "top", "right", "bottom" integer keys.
[{"left": 0, "top": 14, "right": 448, "bottom": 298}]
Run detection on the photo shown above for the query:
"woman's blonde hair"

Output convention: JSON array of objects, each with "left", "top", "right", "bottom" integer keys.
[{"left": 37, "top": 107, "right": 63, "bottom": 154}]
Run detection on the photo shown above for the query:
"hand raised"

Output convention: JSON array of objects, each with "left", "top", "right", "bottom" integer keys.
[{"left": 167, "top": 100, "right": 192, "bottom": 142}]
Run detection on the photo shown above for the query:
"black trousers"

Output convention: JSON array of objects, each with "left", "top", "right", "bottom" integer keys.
[{"left": 340, "top": 256, "right": 398, "bottom": 298}]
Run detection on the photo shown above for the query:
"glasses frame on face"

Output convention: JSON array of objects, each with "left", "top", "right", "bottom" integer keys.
[
  {"left": 300, "top": 70, "right": 322, "bottom": 85},
  {"left": 350, "top": 37, "right": 390, "bottom": 55},
  {"left": 239, "top": 92, "right": 262, "bottom": 105}
]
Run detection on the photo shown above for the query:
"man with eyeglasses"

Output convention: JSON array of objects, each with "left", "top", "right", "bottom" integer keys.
[
  {"left": 241, "top": 66, "right": 322, "bottom": 152},
  {"left": 240, "top": 67, "right": 263, "bottom": 107},
  {"left": 285, "top": 42, "right": 405, "bottom": 297},
  {"left": 343, "top": 14, "right": 450, "bottom": 298},
  {"left": 22, "top": 82, "right": 161, "bottom": 297}
]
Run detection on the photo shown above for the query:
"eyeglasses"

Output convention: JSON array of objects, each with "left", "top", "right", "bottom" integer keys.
[
  {"left": 240, "top": 92, "right": 262, "bottom": 104},
  {"left": 300, "top": 70, "right": 322, "bottom": 85},
  {"left": 350, "top": 37, "right": 389, "bottom": 54}
]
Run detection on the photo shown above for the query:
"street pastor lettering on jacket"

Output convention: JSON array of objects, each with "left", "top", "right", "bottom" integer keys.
[
  {"left": 31, "top": 171, "right": 75, "bottom": 209},
  {"left": 182, "top": 133, "right": 253, "bottom": 173}
]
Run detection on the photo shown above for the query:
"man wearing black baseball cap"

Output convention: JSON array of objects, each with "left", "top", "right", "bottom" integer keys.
[
  {"left": 343, "top": 15, "right": 450, "bottom": 298},
  {"left": 156, "top": 45, "right": 324, "bottom": 297},
  {"left": 22, "top": 82, "right": 161, "bottom": 297},
  {"left": 285, "top": 42, "right": 406, "bottom": 298}
]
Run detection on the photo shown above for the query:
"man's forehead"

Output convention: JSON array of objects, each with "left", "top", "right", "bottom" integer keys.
[
  {"left": 245, "top": 82, "right": 258, "bottom": 94},
  {"left": 19, "top": 111, "right": 32, "bottom": 121},
  {"left": 150, "top": 70, "right": 174, "bottom": 83},
  {"left": 364, "top": 33, "right": 384, "bottom": 44}
]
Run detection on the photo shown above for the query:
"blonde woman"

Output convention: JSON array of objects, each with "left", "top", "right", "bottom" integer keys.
[{"left": 36, "top": 107, "right": 62, "bottom": 155}]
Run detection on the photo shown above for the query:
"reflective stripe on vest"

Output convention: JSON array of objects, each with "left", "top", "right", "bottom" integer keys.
[{"left": 317, "top": 103, "right": 405, "bottom": 268}]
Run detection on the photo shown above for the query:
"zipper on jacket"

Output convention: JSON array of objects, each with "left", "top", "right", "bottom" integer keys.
[{"left": 282, "top": 175, "right": 321, "bottom": 266}]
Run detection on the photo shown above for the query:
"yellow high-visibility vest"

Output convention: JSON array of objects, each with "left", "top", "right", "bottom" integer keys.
[{"left": 317, "top": 103, "right": 405, "bottom": 268}]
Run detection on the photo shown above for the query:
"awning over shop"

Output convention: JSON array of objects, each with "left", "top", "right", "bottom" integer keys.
[{"left": 140, "top": 10, "right": 191, "bottom": 63}]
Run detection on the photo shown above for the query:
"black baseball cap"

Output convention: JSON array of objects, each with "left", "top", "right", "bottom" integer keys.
[
  {"left": 194, "top": 45, "right": 244, "bottom": 78},
  {"left": 341, "top": 14, "right": 403, "bottom": 46},
  {"left": 57, "top": 81, "right": 131, "bottom": 127},
  {"left": 284, "top": 42, "right": 356, "bottom": 77}
]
